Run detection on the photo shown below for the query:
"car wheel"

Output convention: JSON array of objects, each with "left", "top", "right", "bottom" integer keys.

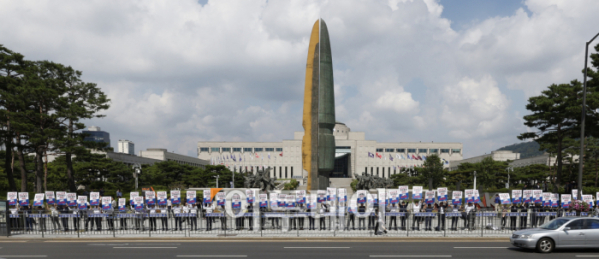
[{"left": 536, "top": 238, "right": 554, "bottom": 253}]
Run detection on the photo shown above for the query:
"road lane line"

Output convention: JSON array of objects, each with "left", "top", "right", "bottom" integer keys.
[
  {"left": 0, "top": 256, "right": 47, "bottom": 258},
  {"left": 177, "top": 256, "right": 247, "bottom": 258},
  {"left": 454, "top": 247, "right": 508, "bottom": 249},
  {"left": 283, "top": 246, "right": 350, "bottom": 249},
  {"left": 370, "top": 256, "right": 452, "bottom": 258},
  {"left": 576, "top": 256, "right": 599, "bottom": 258},
  {"left": 114, "top": 247, "right": 177, "bottom": 249}
]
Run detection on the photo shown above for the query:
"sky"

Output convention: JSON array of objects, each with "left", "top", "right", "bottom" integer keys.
[{"left": 1, "top": 0, "right": 598, "bottom": 158}]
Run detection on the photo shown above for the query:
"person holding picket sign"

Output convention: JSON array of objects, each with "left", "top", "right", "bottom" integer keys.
[
  {"left": 173, "top": 202, "right": 183, "bottom": 231},
  {"left": 399, "top": 201, "right": 407, "bottom": 230},
  {"left": 148, "top": 204, "right": 157, "bottom": 231},
  {"left": 450, "top": 203, "right": 459, "bottom": 231},
  {"left": 411, "top": 200, "right": 422, "bottom": 231},
  {"left": 188, "top": 203, "right": 198, "bottom": 231}
]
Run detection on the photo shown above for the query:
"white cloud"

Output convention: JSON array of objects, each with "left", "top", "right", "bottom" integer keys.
[{"left": 1, "top": 0, "right": 598, "bottom": 157}]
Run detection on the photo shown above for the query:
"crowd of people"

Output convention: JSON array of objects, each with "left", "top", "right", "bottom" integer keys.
[{"left": 8, "top": 190, "right": 599, "bottom": 235}]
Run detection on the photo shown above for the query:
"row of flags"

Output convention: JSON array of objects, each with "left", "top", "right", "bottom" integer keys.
[
  {"left": 211, "top": 152, "right": 284, "bottom": 166},
  {"left": 367, "top": 152, "right": 450, "bottom": 165}
]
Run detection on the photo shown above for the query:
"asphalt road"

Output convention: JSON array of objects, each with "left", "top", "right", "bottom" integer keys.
[{"left": 0, "top": 240, "right": 598, "bottom": 258}]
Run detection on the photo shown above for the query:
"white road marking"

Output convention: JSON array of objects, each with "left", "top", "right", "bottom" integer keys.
[
  {"left": 177, "top": 256, "right": 248, "bottom": 258},
  {"left": 576, "top": 256, "right": 599, "bottom": 258},
  {"left": 370, "top": 256, "right": 452, "bottom": 258},
  {"left": 113, "top": 247, "right": 177, "bottom": 249},
  {"left": 283, "top": 246, "right": 350, "bottom": 249},
  {"left": 453, "top": 247, "right": 508, "bottom": 249},
  {"left": 0, "top": 256, "right": 47, "bottom": 258}
]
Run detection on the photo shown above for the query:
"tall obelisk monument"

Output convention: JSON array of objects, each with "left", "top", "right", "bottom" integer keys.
[{"left": 302, "top": 19, "right": 335, "bottom": 190}]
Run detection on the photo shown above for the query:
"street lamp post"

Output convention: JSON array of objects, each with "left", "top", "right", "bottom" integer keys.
[
  {"left": 132, "top": 164, "right": 141, "bottom": 190},
  {"left": 213, "top": 175, "right": 220, "bottom": 188},
  {"left": 578, "top": 32, "right": 599, "bottom": 200},
  {"left": 506, "top": 167, "right": 513, "bottom": 189}
]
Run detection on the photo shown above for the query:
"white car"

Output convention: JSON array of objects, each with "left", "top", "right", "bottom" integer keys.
[{"left": 510, "top": 217, "right": 599, "bottom": 253}]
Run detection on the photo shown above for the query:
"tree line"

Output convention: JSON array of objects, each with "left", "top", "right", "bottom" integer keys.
[
  {"left": 390, "top": 43, "right": 599, "bottom": 195},
  {"left": 0, "top": 45, "right": 109, "bottom": 193}
]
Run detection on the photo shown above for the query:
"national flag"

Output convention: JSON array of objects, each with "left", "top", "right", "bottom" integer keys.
[
  {"left": 422, "top": 155, "right": 427, "bottom": 160},
  {"left": 255, "top": 153, "right": 259, "bottom": 158},
  {"left": 376, "top": 153, "right": 382, "bottom": 158},
  {"left": 368, "top": 152, "right": 375, "bottom": 158},
  {"left": 279, "top": 152, "right": 283, "bottom": 157},
  {"left": 268, "top": 153, "right": 271, "bottom": 159},
  {"left": 412, "top": 154, "right": 416, "bottom": 160},
  {"left": 396, "top": 154, "right": 401, "bottom": 160},
  {"left": 232, "top": 155, "right": 236, "bottom": 162},
  {"left": 389, "top": 154, "right": 393, "bottom": 161}
]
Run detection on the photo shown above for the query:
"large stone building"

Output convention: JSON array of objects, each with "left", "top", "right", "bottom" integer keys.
[{"left": 197, "top": 122, "right": 463, "bottom": 180}]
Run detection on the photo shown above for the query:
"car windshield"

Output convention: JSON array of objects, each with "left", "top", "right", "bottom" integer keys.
[{"left": 540, "top": 218, "right": 571, "bottom": 230}]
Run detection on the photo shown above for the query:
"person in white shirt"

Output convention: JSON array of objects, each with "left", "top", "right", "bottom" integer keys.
[
  {"left": 48, "top": 204, "right": 62, "bottom": 231},
  {"left": 374, "top": 207, "right": 388, "bottom": 235},
  {"left": 173, "top": 202, "right": 183, "bottom": 231},
  {"left": 411, "top": 201, "right": 422, "bottom": 231},
  {"left": 148, "top": 204, "right": 157, "bottom": 231},
  {"left": 464, "top": 202, "right": 476, "bottom": 230},
  {"left": 188, "top": 203, "right": 198, "bottom": 231},
  {"left": 204, "top": 202, "right": 215, "bottom": 231},
  {"left": 159, "top": 204, "right": 168, "bottom": 231},
  {"left": 388, "top": 203, "right": 398, "bottom": 230}
]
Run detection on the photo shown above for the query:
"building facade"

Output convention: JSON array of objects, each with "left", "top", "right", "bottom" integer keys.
[
  {"left": 140, "top": 148, "right": 208, "bottom": 168},
  {"left": 118, "top": 139, "right": 135, "bottom": 155},
  {"left": 82, "top": 126, "right": 110, "bottom": 147},
  {"left": 197, "top": 122, "right": 463, "bottom": 180}
]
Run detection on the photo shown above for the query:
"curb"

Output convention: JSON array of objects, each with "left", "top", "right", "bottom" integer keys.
[{"left": 0, "top": 237, "right": 510, "bottom": 242}]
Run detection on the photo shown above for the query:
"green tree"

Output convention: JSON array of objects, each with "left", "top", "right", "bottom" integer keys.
[
  {"left": 475, "top": 157, "right": 509, "bottom": 190},
  {"left": 53, "top": 66, "right": 110, "bottom": 192},
  {"left": 518, "top": 80, "right": 599, "bottom": 192},
  {"left": 420, "top": 154, "right": 445, "bottom": 190}
]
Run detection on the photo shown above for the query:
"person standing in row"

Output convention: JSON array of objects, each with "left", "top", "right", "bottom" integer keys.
[
  {"left": 411, "top": 200, "right": 422, "bottom": 231},
  {"left": 510, "top": 203, "right": 518, "bottom": 230},
  {"left": 173, "top": 202, "right": 183, "bottom": 231},
  {"left": 319, "top": 203, "right": 329, "bottom": 230},
  {"left": 358, "top": 204, "right": 366, "bottom": 230},
  {"left": 424, "top": 204, "right": 433, "bottom": 231},
  {"left": 388, "top": 203, "right": 398, "bottom": 230},
  {"left": 188, "top": 203, "right": 198, "bottom": 231},
  {"left": 148, "top": 204, "right": 157, "bottom": 231},
  {"left": 450, "top": 204, "right": 459, "bottom": 231},
  {"left": 92, "top": 205, "right": 102, "bottom": 231},
  {"left": 436, "top": 201, "right": 447, "bottom": 231},
  {"left": 344, "top": 206, "right": 355, "bottom": 231},
  {"left": 399, "top": 201, "right": 408, "bottom": 230},
  {"left": 159, "top": 204, "right": 168, "bottom": 231},
  {"left": 204, "top": 202, "right": 214, "bottom": 231},
  {"left": 58, "top": 204, "right": 70, "bottom": 231}
]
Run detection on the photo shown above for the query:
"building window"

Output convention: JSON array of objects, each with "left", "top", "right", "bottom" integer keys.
[
  {"left": 233, "top": 148, "right": 241, "bottom": 152},
  {"left": 276, "top": 148, "right": 283, "bottom": 152},
  {"left": 407, "top": 149, "right": 416, "bottom": 153},
  {"left": 396, "top": 148, "right": 405, "bottom": 153},
  {"left": 429, "top": 149, "right": 438, "bottom": 153},
  {"left": 210, "top": 147, "right": 220, "bottom": 152},
  {"left": 376, "top": 148, "right": 383, "bottom": 152},
  {"left": 418, "top": 149, "right": 427, "bottom": 153},
  {"left": 265, "top": 148, "right": 274, "bottom": 152},
  {"left": 254, "top": 148, "right": 263, "bottom": 152},
  {"left": 222, "top": 147, "right": 231, "bottom": 152},
  {"left": 243, "top": 148, "right": 253, "bottom": 152},
  {"left": 385, "top": 148, "right": 394, "bottom": 152},
  {"left": 200, "top": 147, "right": 209, "bottom": 152},
  {"left": 290, "top": 167, "right": 293, "bottom": 178},
  {"left": 452, "top": 149, "right": 461, "bottom": 153},
  {"left": 440, "top": 149, "right": 450, "bottom": 153}
]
